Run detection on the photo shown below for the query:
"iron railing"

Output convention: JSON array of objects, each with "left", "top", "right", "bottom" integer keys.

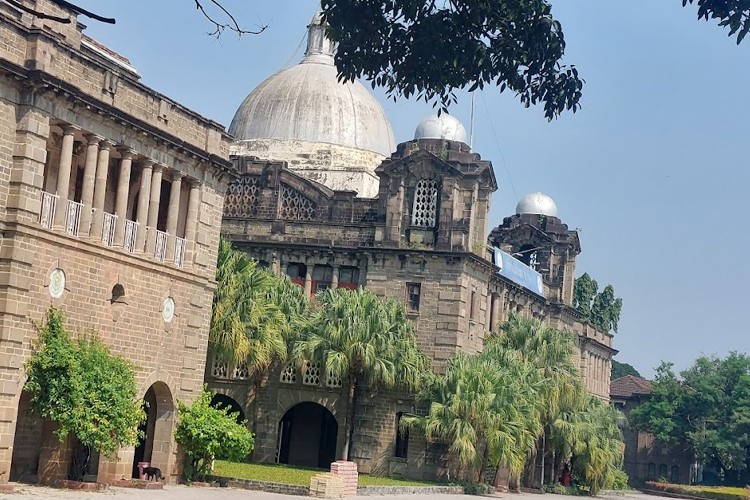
[
  {"left": 65, "top": 200, "right": 84, "bottom": 237},
  {"left": 174, "top": 236, "right": 186, "bottom": 268},
  {"left": 39, "top": 192, "right": 58, "bottom": 229},
  {"left": 101, "top": 212, "right": 117, "bottom": 247},
  {"left": 154, "top": 230, "right": 168, "bottom": 262},
  {"left": 123, "top": 220, "right": 138, "bottom": 253}
]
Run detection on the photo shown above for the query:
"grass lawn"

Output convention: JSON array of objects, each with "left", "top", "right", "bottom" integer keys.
[{"left": 213, "top": 460, "right": 441, "bottom": 487}]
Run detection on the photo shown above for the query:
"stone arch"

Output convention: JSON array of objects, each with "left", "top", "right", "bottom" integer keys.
[
  {"left": 9, "top": 390, "right": 43, "bottom": 482},
  {"left": 277, "top": 402, "right": 338, "bottom": 469},
  {"left": 210, "top": 393, "right": 245, "bottom": 423},
  {"left": 131, "top": 380, "right": 175, "bottom": 480}
]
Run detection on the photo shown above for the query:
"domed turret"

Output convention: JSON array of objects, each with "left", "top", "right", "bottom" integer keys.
[
  {"left": 515, "top": 192, "right": 558, "bottom": 217},
  {"left": 228, "top": 11, "right": 395, "bottom": 157},
  {"left": 414, "top": 114, "right": 468, "bottom": 144}
]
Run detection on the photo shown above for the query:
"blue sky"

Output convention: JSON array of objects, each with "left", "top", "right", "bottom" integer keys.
[{"left": 75, "top": 1, "right": 749, "bottom": 378}]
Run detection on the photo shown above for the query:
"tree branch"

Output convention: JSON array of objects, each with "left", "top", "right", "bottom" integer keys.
[
  {"left": 3, "top": 0, "right": 71, "bottom": 23},
  {"left": 194, "top": 0, "right": 268, "bottom": 37}
]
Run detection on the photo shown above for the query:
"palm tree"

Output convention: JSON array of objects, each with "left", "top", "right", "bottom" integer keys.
[
  {"left": 490, "top": 314, "right": 587, "bottom": 487},
  {"left": 210, "top": 239, "right": 288, "bottom": 432},
  {"left": 294, "top": 287, "right": 428, "bottom": 460}
]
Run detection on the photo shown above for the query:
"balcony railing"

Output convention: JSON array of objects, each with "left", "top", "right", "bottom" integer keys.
[
  {"left": 174, "top": 236, "right": 186, "bottom": 268},
  {"left": 65, "top": 200, "right": 84, "bottom": 237},
  {"left": 39, "top": 192, "right": 58, "bottom": 229},
  {"left": 101, "top": 212, "right": 117, "bottom": 247},
  {"left": 123, "top": 220, "right": 138, "bottom": 254},
  {"left": 154, "top": 230, "right": 168, "bottom": 262}
]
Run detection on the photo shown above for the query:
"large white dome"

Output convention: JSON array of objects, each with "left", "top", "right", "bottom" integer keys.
[
  {"left": 414, "top": 114, "right": 468, "bottom": 143},
  {"left": 228, "top": 12, "right": 396, "bottom": 157},
  {"left": 516, "top": 192, "right": 558, "bottom": 217}
]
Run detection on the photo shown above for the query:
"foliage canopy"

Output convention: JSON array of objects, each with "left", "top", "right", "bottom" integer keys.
[
  {"left": 174, "top": 387, "right": 255, "bottom": 482},
  {"left": 24, "top": 307, "right": 145, "bottom": 458},
  {"left": 573, "top": 273, "right": 623, "bottom": 333}
]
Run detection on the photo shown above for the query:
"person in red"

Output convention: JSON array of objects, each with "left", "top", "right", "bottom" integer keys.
[{"left": 560, "top": 465, "right": 572, "bottom": 486}]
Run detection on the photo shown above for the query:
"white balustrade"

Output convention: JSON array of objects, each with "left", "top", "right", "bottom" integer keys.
[
  {"left": 123, "top": 220, "right": 138, "bottom": 253},
  {"left": 39, "top": 192, "right": 58, "bottom": 229},
  {"left": 65, "top": 200, "right": 84, "bottom": 237},
  {"left": 174, "top": 236, "right": 186, "bottom": 268},
  {"left": 101, "top": 212, "right": 117, "bottom": 247},
  {"left": 154, "top": 230, "right": 168, "bottom": 262}
]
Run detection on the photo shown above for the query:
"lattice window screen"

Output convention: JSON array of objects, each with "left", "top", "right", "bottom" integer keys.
[
  {"left": 233, "top": 361, "right": 250, "bottom": 380},
  {"left": 211, "top": 356, "right": 229, "bottom": 379},
  {"left": 302, "top": 361, "right": 322, "bottom": 386},
  {"left": 280, "top": 362, "right": 297, "bottom": 384},
  {"left": 224, "top": 176, "right": 261, "bottom": 217},
  {"left": 411, "top": 179, "right": 439, "bottom": 227},
  {"left": 325, "top": 370, "right": 342, "bottom": 388},
  {"left": 279, "top": 185, "right": 316, "bottom": 221}
]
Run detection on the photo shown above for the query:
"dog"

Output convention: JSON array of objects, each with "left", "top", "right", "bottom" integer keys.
[{"left": 143, "top": 466, "right": 164, "bottom": 481}]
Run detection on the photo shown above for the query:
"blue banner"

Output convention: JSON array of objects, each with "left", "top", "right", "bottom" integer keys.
[{"left": 493, "top": 248, "right": 545, "bottom": 297}]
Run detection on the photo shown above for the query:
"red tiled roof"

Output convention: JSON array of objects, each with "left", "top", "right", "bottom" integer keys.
[{"left": 610, "top": 375, "right": 652, "bottom": 398}]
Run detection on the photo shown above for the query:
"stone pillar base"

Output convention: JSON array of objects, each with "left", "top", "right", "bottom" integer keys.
[{"left": 96, "top": 447, "right": 135, "bottom": 484}]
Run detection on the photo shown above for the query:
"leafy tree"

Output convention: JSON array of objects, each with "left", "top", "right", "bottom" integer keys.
[
  {"left": 611, "top": 360, "right": 641, "bottom": 380},
  {"left": 573, "top": 274, "right": 623, "bottom": 333},
  {"left": 175, "top": 388, "right": 254, "bottom": 482},
  {"left": 24, "top": 307, "right": 145, "bottom": 480},
  {"left": 294, "top": 287, "right": 429, "bottom": 460},
  {"left": 684, "top": 0, "right": 750, "bottom": 44},
  {"left": 630, "top": 354, "right": 750, "bottom": 485},
  {"left": 573, "top": 273, "right": 598, "bottom": 320}
]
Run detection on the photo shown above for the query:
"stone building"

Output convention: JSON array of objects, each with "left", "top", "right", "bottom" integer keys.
[
  {"left": 207, "top": 12, "right": 616, "bottom": 481},
  {"left": 0, "top": 0, "right": 233, "bottom": 485},
  {"left": 611, "top": 375, "right": 694, "bottom": 486}
]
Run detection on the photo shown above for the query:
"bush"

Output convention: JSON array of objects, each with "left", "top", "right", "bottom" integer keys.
[
  {"left": 174, "top": 387, "right": 254, "bottom": 482},
  {"left": 645, "top": 482, "right": 750, "bottom": 500},
  {"left": 544, "top": 483, "right": 586, "bottom": 496},
  {"left": 611, "top": 469, "right": 629, "bottom": 490},
  {"left": 462, "top": 482, "right": 495, "bottom": 495},
  {"left": 24, "top": 307, "right": 145, "bottom": 480}
]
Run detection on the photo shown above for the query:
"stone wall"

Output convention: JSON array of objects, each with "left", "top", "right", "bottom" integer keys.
[{"left": 0, "top": 0, "right": 232, "bottom": 485}]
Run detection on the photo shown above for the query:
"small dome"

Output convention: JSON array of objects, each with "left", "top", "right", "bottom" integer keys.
[
  {"left": 414, "top": 114, "right": 468, "bottom": 143},
  {"left": 228, "top": 10, "right": 396, "bottom": 157},
  {"left": 516, "top": 192, "right": 558, "bottom": 217}
]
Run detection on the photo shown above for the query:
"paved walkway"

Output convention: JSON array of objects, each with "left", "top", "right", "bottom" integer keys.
[{"left": 0, "top": 484, "right": 667, "bottom": 500}]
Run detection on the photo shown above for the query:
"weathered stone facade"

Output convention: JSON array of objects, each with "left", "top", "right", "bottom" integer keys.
[
  {"left": 0, "top": 0, "right": 232, "bottom": 485},
  {"left": 209, "top": 134, "right": 615, "bottom": 480}
]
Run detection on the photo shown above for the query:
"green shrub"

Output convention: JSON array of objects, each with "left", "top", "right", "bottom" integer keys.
[
  {"left": 461, "top": 482, "right": 495, "bottom": 495},
  {"left": 175, "top": 387, "right": 254, "bottom": 482},
  {"left": 24, "top": 307, "right": 145, "bottom": 480},
  {"left": 544, "top": 483, "right": 586, "bottom": 496},
  {"left": 645, "top": 481, "right": 749, "bottom": 500},
  {"left": 611, "top": 469, "right": 629, "bottom": 490}
]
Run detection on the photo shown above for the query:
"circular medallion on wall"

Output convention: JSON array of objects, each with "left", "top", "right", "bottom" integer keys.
[
  {"left": 162, "top": 296, "right": 175, "bottom": 323},
  {"left": 49, "top": 269, "right": 66, "bottom": 299}
]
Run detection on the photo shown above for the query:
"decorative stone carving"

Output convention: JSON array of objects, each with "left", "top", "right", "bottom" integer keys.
[
  {"left": 224, "top": 175, "right": 261, "bottom": 217},
  {"left": 412, "top": 179, "right": 438, "bottom": 227},
  {"left": 279, "top": 185, "right": 316, "bottom": 221}
]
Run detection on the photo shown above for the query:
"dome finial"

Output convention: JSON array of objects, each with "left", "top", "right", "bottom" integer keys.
[
  {"left": 303, "top": 7, "right": 335, "bottom": 65},
  {"left": 414, "top": 114, "right": 468, "bottom": 144},
  {"left": 516, "top": 192, "right": 558, "bottom": 217}
]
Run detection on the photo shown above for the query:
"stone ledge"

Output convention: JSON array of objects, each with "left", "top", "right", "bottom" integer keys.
[
  {"left": 207, "top": 475, "right": 309, "bottom": 496},
  {"left": 357, "top": 485, "right": 465, "bottom": 496},
  {"left": 0, "top": 483, "right": 16, "bottom": 492},
  {"left": 51, "top": 479, "right": 109, "bottom": 491},
  {"left": 111, "top": 479, "right": 164, "bottom": 489}
]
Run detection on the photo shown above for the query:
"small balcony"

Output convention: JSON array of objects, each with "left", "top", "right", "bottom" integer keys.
[
  {"left": 174, "top": 236, "right": 186, "bottom": 268},
  {"left": 154, "top": 230, "right": 168, "bottom": 262},
  {"left": 64, "top": 200, "right": 84, "bottom": 237},
  {"left": 123, "top": 220, "right": 138, "bottom": 254},
  {"left": 101, "top": 212, "right": 117, "bottom": 247},
  {"left": 39, "top": 192, "right": 58, "bottom": 229}
]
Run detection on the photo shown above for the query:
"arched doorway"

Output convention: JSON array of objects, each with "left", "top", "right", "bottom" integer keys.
[
  {"left": 132, "top": 382, "right": 174, "bottom": 479},
  {"left": 276, "top": 402, "right": 337, "bottom": 469},
  {"left": 10, "top": 391, "right": 43, "bottom": 482},
  {"left": 210, "top": 394, "right": 245, "bottom": 423}
]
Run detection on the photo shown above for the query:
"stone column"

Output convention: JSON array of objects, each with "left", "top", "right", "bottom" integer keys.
[
  {"left": 90, "top": 140, "right": 112, "bottom": 238},
  {"left": 79, "top": 134, "right": 100, "bottom": 236},
  {"left": 304, "top": 268, "right": 312, "bottom": 297},
  {"left": 183, "top": 180, "right": 201, "bottom": 265},
  {"left": 53, "top": 125, "right": 77, "bottom": 228},
  {"left": 331, "top": 266, "right": 339, "bottom": 290},
  {"left": 145, "top": 164, "right": 164, "bottom": 254},
  {"left": 164, "top": 172, "right": 183, "bottom": 262},
  {"left": 491, "top": 294, "right": 501, "bottom": 332},
  {"left": 113, "top": 149, "right": 134, "bottom": 246},
  {"left": 134, "top": 160, "right": 153, "bottom": 252}
]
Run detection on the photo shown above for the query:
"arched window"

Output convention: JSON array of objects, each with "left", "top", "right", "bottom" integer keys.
[
  {"left": 647, "top": 463, "right": 656, "bottom": 480},
  {"left": 411, "top": 179, "right": 438, "bottom": 228},
  {"left": 670, "top": 465, "right": 680, "bottom": 483},
  {"left": 395, "top": 412, "right": 409, "bottom": 458},
  {"left": 658, "top": 464, "right": 668, "bottom": 480}
]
